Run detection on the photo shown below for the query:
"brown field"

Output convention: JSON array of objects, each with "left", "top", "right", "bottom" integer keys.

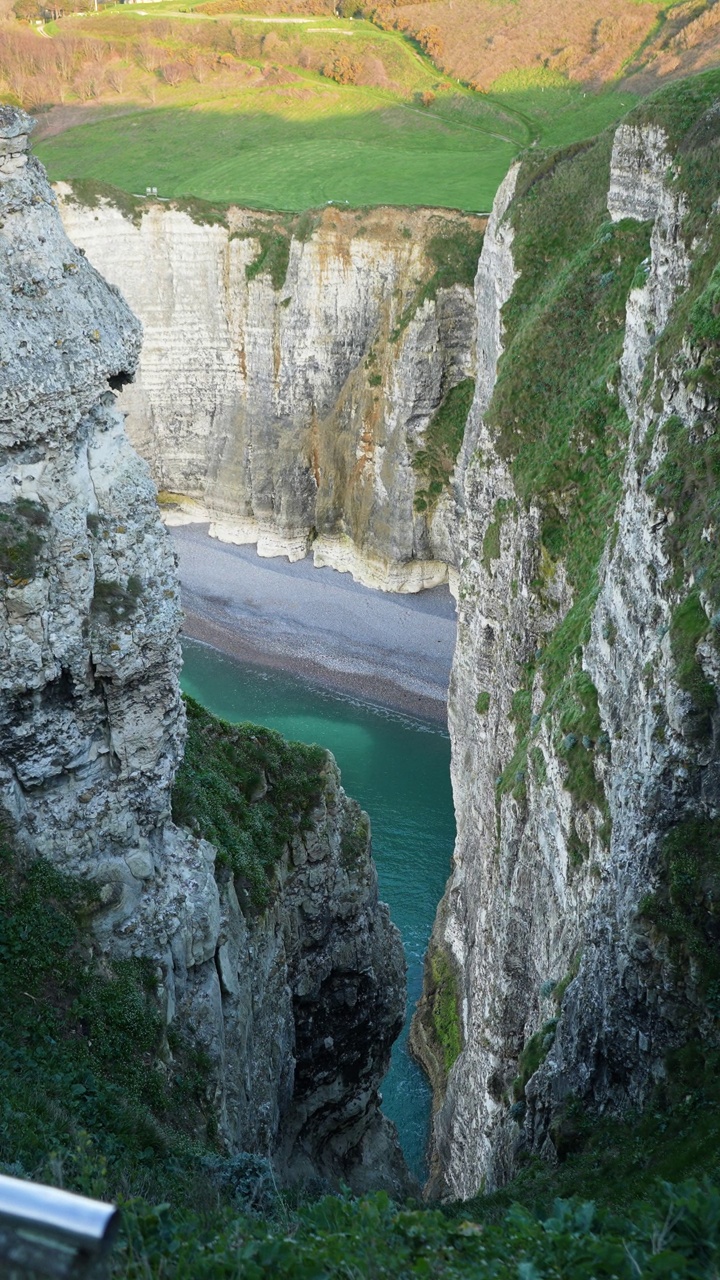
[
  {"left": 623, "top": 0, "right": 720, "bottom": 93},
  {"left": 378, "top": 0, "right": 676, "bottom": 90},
  {"left": 189, "top": 0, "right": 717, "bottom": 94},
  {"left": 187, "top": 0, "right": 720, "bottom": 94},
  {"left": 3, "top": 0, "right": 720, "bottom": 125}
]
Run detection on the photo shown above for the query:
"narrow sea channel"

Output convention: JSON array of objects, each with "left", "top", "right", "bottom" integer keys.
[{"left": 180, "top": 637, "right": 456, "bottom": 1181}]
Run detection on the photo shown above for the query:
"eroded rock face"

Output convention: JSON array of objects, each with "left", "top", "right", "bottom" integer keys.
[
  {"left": 179, "top": 760, "right": 409, "bottom": 1194},
  {"left": 0, "top": 110, "right": 409, "bottom": 1196},
  {"left": 57, "top": 194, "right": 482, "bottom": 592},
  {"left": 415, "top": 112, "right": 720, "bottom": 1199}
]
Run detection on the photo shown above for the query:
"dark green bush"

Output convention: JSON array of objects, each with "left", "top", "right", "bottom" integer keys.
[
  {"left": 670, "top": 593, "right": 716, "bottom": 714},
  {"left": 394, "top": 225, "right": 485, "bottom": 337},
  {"left": 512, "top": 1019, "right": 557, "bottom": 1101},
  {"left": 412, "top": 378, "right": 475, "bottom": 511},
  {"left": 92, "top": 575, "right": 143, "bottom": 623},
  {"left": 112, "top": 1179, "right": 720, "bottom": 1278},
  {"left": 245, "top": 228, "right": 292, "bottom": 290},
  {"left": 640, "top": 818, "right": 720, "bottom": 997},
  {"left": 426, "top": 225, "right": 485, "bottom": 291},
  {"left": 0, "top": 497, "right": 49, "bottom": 583}
]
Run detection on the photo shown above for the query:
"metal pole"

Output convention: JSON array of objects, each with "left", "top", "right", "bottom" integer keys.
[{"left": 0, "top": 1175, "right": 119, "bottom": 1278}]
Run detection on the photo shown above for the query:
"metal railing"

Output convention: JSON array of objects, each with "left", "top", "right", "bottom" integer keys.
[{"left": 0, "top": 1174, "right": 118, "bottom": 1278}]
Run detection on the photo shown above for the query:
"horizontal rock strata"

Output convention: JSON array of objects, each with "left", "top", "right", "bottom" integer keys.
[{"left": 58, "top": 191, "right": 483, "bottom": 591}]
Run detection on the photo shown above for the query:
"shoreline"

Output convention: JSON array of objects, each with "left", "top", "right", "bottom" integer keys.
[
  {"left": 181, "top": 608, "right": 450, "bottom": 726},
  {"left": 172, "top": 525, "right": 456, "bottom": 728}
]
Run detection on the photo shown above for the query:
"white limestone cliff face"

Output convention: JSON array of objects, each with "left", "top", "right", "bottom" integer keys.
[
  {"left": 414, "top": 116, "right": 720, "bottom": 1198},
  {"left": 0, "top": 108, "right": 409, "bottom": 1195},
  {"left": 58, "top": 194, "right": 482, "bottom": 592}
]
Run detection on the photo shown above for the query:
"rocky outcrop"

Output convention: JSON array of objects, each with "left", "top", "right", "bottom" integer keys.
[
  {"left": 57, "top": 191, "right": 483, "bottom": 592},
  {"left": 177, "top": 755, "right": 409, "bottom": 1193},
  {"left": 415, "top": 91, "right": 720, "bottom": 1198},
  {"left": 0, "top": 107, "right": 409, "bottom": 1195}
]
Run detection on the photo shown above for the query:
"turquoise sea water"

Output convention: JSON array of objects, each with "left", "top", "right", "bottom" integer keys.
[{"left": 180, "top": 638, "right": 456, "bottom": 1181}]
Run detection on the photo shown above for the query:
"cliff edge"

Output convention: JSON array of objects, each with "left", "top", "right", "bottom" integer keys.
[
  {"left": 0, "top": 106, "right": 409, "bottom": 1196},
  {"left": 414, "top": 71, "right": 720, "bottom": 1198}
]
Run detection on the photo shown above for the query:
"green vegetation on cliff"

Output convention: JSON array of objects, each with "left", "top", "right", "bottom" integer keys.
[
  {"left": 427, "top": 944, "right": 463, "bottom": 1074},
  {"left": 397, "top": 227, "right": 486, "bottom": 340},
  {"left": 413, "top": 377, "right": 475, "bottom": 512},
  {"left": 92, "top": 573, "right": 144, "bottom": 623},
  {"left": 3, "top": 817, "right": 720, "bottom": 1276},
  {"left": 491, "top": 129, "right": 649, "bottom": 839},
  {"left": 172, "top": 696, "right": 327, "bottom": 905},
  {"left": 0, "top": 842, "right": 213, "bottom": 1200},
  {"left": 484, "top": 71, "right": 720, "bottom": 1187},
  {"left": 0, "top": 496, "right": 48, "bottom": 584},
  {"left": 640, "top": 818, "right": 720, "bottom": 999},
  {"left": 489, "top": 70, "right": 720, "bottom": 862},
  {"left": 624, "top": 74, "right": 720, "bottom": 724},
  {"left": 512, "top": 1019, "right": 557, "bottom": 1102},
  {"left": 629, "top": 73, "right": 720, "bottom": 715},
  {"left": 490, "top": 136, "right": 649, "bottom": 600},
  {"left": 669, "top": 592, "right": 716, "bottom": 715}
]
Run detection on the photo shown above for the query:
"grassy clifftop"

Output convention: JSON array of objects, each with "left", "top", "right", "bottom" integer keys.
[
  {"left": 25, "top": 0, "right": 720, "bottom": 213},
  {"left": 172, "top": 696, "right": 327, "bottom": 906},
  {"left": 23, "top": 2, "right": 642, "bottom": 212}
]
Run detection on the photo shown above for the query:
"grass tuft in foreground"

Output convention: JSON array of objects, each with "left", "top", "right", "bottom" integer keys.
[{"left": 3, "top": 736, "right": 720, "bottom": 1275}]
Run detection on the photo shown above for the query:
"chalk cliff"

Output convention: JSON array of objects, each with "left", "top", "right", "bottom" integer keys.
[
  {"left": 14, "top": 66, "right": 720, "bottom": 1211},
  {"left": 414, "top": 77, "right": 720, "bottom": 1198},
  {"left": 58, "top": 192, "right": 483, "bottom": 592},
  {"left": 0, "top": 107, "right": 408, "bottom": 1195}
]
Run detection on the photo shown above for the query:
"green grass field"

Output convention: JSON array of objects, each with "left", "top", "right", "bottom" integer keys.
[
  {"left": 38, "top": 103, "right": 517, "bottom": 210},
  {"left": 32, "top": 12, "right": 640, "bottom": 212}
]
